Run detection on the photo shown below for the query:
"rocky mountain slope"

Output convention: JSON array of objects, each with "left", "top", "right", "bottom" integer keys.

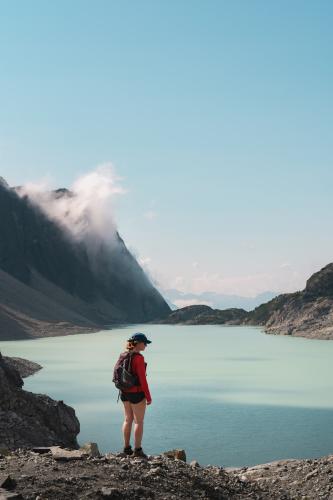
[
  {"left": 0, "top": 180, "right": 170, "bottom": 340},
  {"left": 245, "top": 263, "right": 333, "bottom": 339},
  {"left": 157, "top": 264, "right": 333, "bottom": 340},
  {"left": 0, "top": 352, "right": 79, "bottom": 449}
]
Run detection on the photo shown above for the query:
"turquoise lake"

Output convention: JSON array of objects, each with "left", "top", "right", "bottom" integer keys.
[{"left": 1, "top": 325, "right": 333, "bottom": 467}]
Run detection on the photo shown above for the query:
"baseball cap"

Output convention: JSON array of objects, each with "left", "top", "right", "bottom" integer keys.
[{"left": 129, "top": 332, "right": 152, "bottom": 344}]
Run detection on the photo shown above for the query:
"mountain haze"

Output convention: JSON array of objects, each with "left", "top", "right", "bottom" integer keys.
[{"left": 163, "top": 289, "right": 278, "bottom": 311}]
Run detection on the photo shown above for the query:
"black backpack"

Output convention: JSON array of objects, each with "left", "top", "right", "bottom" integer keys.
[{"left": 113, "top": 352, "right": 140, "bottom": 391}]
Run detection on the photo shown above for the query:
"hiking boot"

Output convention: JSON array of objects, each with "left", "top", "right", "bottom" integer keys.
[
  {"left": 123, "top": 445, "right": 133, "bottom": 455},
  {"left": 133, "top": 447, "right": 148, "bottom": 459}
]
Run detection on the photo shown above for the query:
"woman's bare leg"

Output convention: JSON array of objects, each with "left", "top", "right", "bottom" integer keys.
[
  {"left": 131, "top": 399, "right": 147, "bottom": 449},
  {"left": 122, "top": 401, "right": 134, "bottom": 447}
]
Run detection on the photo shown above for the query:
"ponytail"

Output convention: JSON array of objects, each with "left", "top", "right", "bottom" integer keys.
[{"left": 125, "top": 339, "right": 138, "bottom": 351}]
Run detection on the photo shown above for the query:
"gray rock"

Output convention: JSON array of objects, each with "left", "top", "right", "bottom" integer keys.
[
  {"left": 145, "top": 466, "right": 163, "bottom": 477},
  {"left": 306, "top": 469, "right": 319, "bottom": 480},
  {"left": 80, "top": 442, "right": 100, "bottom": 458},
  {"left": 100, "top": 487, "right": 122, "bottom": 498},
  {"left": 50, "top": 446, "right": 87, "bottom": 461},
  {"left": 190, "top": 460, "right": 200, "bottom": 468},
  {"left": 0, "top": 476, "right": 16, "bottom": 490},
  {"left": 0, "top": 489, "right": 23, "bottom": 499},
  {"left": 163, "top": 449, "right": 187, "bottom": 462}
]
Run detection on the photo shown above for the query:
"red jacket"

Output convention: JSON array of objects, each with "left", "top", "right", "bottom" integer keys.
[{"left": 123, "top": 353, "right": 152, "bottom": 403}]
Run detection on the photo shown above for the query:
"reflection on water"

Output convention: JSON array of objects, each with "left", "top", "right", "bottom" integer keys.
[{"left": 1, "top": 325, "right": 333, "bottom": 466}]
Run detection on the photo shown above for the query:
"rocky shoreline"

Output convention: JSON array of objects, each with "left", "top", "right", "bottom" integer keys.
[
  {"left": 0, "top": 353, "right": 80, "bottom": 450},
  {"left": 0, "top": 445, "right": 333, "bottom": 499},
  {"left": 2, "top": 357, "right": 42, "bottom": 379}
]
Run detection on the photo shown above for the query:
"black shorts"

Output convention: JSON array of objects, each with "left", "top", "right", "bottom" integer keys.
[{"left": 120, "top": 391, "right": 145, "bottom": 404}]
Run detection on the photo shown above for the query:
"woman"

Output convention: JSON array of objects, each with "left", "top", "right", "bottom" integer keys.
[{"left": 119, "top": 332, "right": 152, "bottom": 458}]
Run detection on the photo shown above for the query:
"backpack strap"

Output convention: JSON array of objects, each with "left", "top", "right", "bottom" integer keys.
[{"left": 127, "top": 351, "right": 139, "bottom": 372}]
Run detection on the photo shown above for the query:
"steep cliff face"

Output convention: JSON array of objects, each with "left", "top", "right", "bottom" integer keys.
[
  {"left": 245, "top": 263, "right": 333, "bottom": 339},
  {"left": 0, "top": 352, "right": 79, "bottom": 449},
  {"left": 0, "top": 181, "right": 170, "bottom": 339}
]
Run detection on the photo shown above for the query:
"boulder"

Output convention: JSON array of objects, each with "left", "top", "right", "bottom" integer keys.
[
  {"left": 163, "top": 449, "right": 187, "bottom": 462},
  {"left": 80, "top": 442, "right": 100, "bottom": 457},
  {"left": 0, "top": 353, "right": 79, "bottom": 450},
  {"left": 0, "top": 475, "right": 16, "bottom": 490},
  {"left": 0, "top": 490, "right": 23, "bottom": 500},
  {"left": 50, "top": 446, "right": 87, "bottom": 461}
]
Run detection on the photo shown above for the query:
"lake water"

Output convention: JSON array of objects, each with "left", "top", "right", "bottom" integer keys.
[{"left": 1, "top": 325, "right": 333, "bottom": 467}]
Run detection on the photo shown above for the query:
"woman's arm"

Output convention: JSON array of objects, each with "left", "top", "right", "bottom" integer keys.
[{"left": 133, "top": 355, "right": 152, "bottom": 404}]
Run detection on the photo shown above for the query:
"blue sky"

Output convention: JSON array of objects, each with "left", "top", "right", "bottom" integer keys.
[{"left": 1, "top": 0, "right": 332, "bottom": 297}]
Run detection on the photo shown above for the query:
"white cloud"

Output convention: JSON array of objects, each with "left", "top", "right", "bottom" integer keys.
[
  {"left": 17, "top": 163, "right": 126, "bottom": 255},
  {"left": 171, "top": 276, "right": 186, "bottom": 289},
  {"left": 138, "top": 256, "right": 152, "bottom": 267}
]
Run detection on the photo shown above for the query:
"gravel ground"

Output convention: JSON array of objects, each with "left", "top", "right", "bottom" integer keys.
[
  {"left": 0, "top": 448, "right": 273, "bottom": 500},
  {"left": 1, "top": 447, "right": 333, "bottom": 499},
  {"left": 229, "top": 454, "right": 333, "bottom": 499}
]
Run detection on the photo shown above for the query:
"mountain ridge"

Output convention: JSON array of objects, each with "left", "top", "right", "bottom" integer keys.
[
  {"left": 157, "top": 263, "right": 333, "bottom": 340},
  {"left": 0, "top": 180, "right": 170, "bottom": 340}
]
